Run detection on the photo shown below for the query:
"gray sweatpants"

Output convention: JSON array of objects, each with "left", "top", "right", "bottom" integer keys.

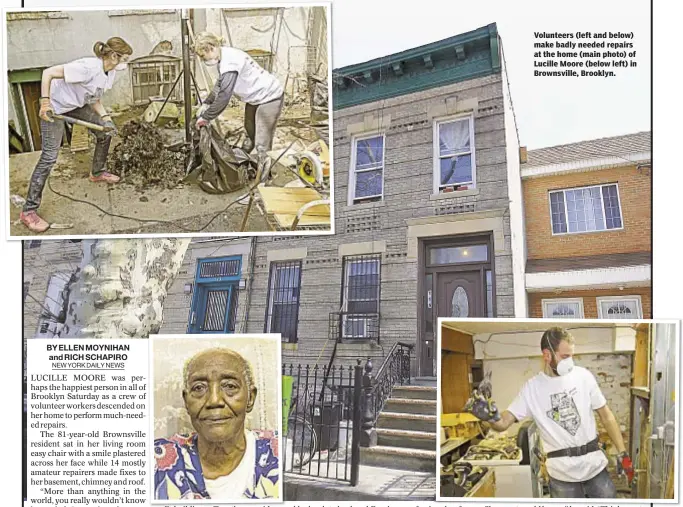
[
  {"left": 244, "top": 94, "right": 284, "bottom": 155},
  {"left": 24, "top": 105, "right": 111, "bottom": 212}
]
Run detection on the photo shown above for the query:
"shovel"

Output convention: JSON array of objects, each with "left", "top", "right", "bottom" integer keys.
[{"left": 48, "top": 113, "right": 114, "bottom": 133}]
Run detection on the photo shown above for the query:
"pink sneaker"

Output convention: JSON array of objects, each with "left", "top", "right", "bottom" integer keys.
[
  {"left": 20, "top": 211, "right": 50, "bottom": 233},
  {"left": 89, "top": 171, "right": 120, "bottom": 183}
]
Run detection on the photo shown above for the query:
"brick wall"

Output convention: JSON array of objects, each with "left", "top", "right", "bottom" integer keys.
[
  {"left": 528, "top": 286, "right": 652, "bottom": 319},
  {"left": 523, "top": 165, "right": 651, "bottom": 259},
  {"left": 249, "top": 72, "right": 514, "bottom": 366}
]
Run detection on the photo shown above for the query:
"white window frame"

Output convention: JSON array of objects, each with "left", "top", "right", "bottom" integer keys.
[
  {"left": 596, "top": 295, "right": 643, "bottom": 319},
  {"left": 348, "top": 132, "right": 386, "bottom": 205},
  {"left": 541, "top": 298, "right": 585, "bottom": 319},
  {"left": 433, "top": 113, "right": 476, "bottom": 194},
  {"left": 341, "top": 256, "right": 381, "bottom": 339},
  {"left": 548, "top": 183, "right": 624, "bottom": 236}
]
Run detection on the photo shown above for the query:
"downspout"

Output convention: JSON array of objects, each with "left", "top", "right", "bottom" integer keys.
[{"left": 240, "top": 236, "right": 257, "bottom": 333}]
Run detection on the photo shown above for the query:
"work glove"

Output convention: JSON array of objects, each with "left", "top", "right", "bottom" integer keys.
[
  {"left": 196, "top": 117, "right": 209, "bottom": 129},
  {"left": 464, "top": 394, "right": 501, "bottom": 422},
  {"left": 102, "top": 118, "right": 117, "bottom": 137},
  {"left": 40, "top": 98, "right": 54, "bottom": 122},
  {"left": 616, "top": 452, "right": 634, "bottom": 484}
]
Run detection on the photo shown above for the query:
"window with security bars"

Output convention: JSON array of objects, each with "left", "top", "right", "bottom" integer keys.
[
  {"left": 200, "top": 288, "right": 238, "bottom": 332},
  {"left": 341, "top": 255, "right": 381, "bottom": 339},
  {"left": 199, "top": 258, "right": 241, "bottom": 279},
  {"left": 542, "top": 298, "right": 584, "bottom": 319},
  {"left": 549, "top": 183, "right": 623, "bottom": 235},
  {"left": 597, "top": 297, "right": 643, "bottom": 319},
  {"left": 265, "top": 261, "right": 302, "bottom": 343},
  {"left": 350, "top": 134, "right": 384, "bottom": 204}
]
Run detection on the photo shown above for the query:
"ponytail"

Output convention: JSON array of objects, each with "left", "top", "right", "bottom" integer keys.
[{"left": 93, "top": 37, "right": 133, "bottom": 59}]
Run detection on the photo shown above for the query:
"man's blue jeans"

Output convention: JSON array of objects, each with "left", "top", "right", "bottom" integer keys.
[{"left": 549, "top": 466, "right": 617, "bottom": 498}]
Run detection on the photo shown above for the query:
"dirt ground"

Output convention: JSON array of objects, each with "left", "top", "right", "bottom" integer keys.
[{"left": 8, "top": 100, "right": 328, "bottom": 237}]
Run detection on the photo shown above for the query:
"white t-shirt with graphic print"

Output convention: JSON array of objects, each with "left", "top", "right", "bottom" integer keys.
[
  {"left": 219, "top": 47, "right": 283, "bottom": 105},
  {"left": 507, "top": 365, "right": 608, "bottom": 482},
  {"left": 50, "top": 57, "right": 116, "bottom": 114}
]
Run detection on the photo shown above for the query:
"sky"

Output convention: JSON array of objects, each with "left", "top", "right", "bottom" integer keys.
[{"left": 19, "top": 0, "right": 651, "bottom": 148}]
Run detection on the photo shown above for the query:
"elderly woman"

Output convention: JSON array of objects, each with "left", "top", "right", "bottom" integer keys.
[
  {"left": 19, "top": 37, "right": 133, "bottom": 233},
  {"left": 193, "top": 31, "right": 284, "bottom": 183},
  {"left": 154, "top": 348, "right": 279, "bottom": 500}
]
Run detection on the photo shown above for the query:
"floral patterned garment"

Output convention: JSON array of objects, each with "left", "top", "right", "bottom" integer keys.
[{"left": 154, "top": 429, "right": 279, "bottom": 500}]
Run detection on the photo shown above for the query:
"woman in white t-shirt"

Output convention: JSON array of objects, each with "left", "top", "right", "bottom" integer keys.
[
  {"left": 192, "top": 32, "right": 285, "bottom": 184},
  {"left": 20, "top": 37, "right": 133, "bottom": 233}
]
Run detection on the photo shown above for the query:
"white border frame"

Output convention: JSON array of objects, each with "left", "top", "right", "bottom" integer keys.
[
  {"left": 548, "top": 182, "right": 624, "bottom": 236},
  {"left": 436, "top": 317, "right": 681, "bottom": 503},
  {"left": 432, "top": 112, "right": 476, "bottom": 194},
  {"left": 541, "top": 297, "right": 585, "bottom": 319},
  {"left": 2, "top": 3, "right": 335, "bottom": 241},
  {"left": 347, "top": 131, "right": 386, "bottom": 206},
  {"left": 149, "top": 333, "right": 283, "bottom": 504},
  {"left": 597, "top": 295, "right": 644, "bottom": 319}
]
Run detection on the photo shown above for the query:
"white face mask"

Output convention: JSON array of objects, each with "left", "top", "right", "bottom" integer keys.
[
  {"left": 204, "top": 58, "right": 219, "bottom": 66},
  {"left": 547, "top": 337, "right": 574, "bottom": 376},
  {"left": 114, "top": 63, "right": 128, "bottom": 71}
]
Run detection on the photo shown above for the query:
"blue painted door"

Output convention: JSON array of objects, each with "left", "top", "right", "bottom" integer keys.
[{"left": 188, "top": 256, "right": 241, "bottom": 334}]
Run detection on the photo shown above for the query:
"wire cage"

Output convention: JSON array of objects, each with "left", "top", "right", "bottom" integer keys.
[{"left": 129, "top": 54, "right": 183, "bottom": 105}]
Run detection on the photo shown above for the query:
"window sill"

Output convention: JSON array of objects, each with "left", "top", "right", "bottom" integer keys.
[
  {"left": 430, "top": 188, "right": 479, "bottom": 200},
  {"left": 347, "top": 199, "right": 386, "bottom": 210}
]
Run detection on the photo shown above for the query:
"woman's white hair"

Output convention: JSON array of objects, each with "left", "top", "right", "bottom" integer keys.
[{"left": 182, "top": 347, "right": 255, "bottom": 393}]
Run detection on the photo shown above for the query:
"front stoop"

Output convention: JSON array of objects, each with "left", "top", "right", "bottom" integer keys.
[{"left": 362, "top": 383, "right": 438, "bottom": 473}]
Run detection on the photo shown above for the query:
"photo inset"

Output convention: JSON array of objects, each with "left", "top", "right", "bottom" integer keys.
[
  {"left": 5, "top": 6, "right": 331, "bottom": 238},
  {"left": 437, "top": 319, "right": 678, "bottom": 501},
  {"left": 151, "top": 335, "right": 282, "bottom": 502}
]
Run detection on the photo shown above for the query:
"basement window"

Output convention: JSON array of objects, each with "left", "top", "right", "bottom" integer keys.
[
  {"left": 542, "top": 298, "right": 584, "bottom": 319},
  {"left": 349, "top": 133, "right": 384, "bottom": 204},
  {"left": 549, "top": 183, "right": 623, "bottom": 235},
  {"left": 597, "top": 296, "right": 643, "bottom": 319},
  {"left": 433, "top": 114, "right": 476, "bottom": 193}
]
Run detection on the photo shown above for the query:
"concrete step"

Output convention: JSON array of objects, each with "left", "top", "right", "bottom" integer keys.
[
  {"left": 412, "top": 376, "right": 438, "bottom": 387},
  {"left": 392, "top": 385, "right": 437, "bottom": 400},
  {"left": 360, "top": 445, "right": 436, "bottom": 472},
  {"left": 377, "top": 412, "right": 436, "bottom": 433},
  {"left": 384, "top": 397, "right": 437, "bottom": 415},
  {"left": 376, "top": 428, "right": 436, "bottom": 451}
]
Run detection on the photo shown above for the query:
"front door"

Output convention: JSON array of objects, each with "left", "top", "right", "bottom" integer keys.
[{"left": 420, "top": 235, "right": 494, "bottom": 376}]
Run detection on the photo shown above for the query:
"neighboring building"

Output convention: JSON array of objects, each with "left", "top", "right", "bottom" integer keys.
[
  {"left": 245, "top": 23, "right": 527, "bottom": 376},
  {"left": 6, "top": 7, "right": 327, "bottom": 151},
  {"left": 521, "top": 131, "right": 652, "bottom": 319}
]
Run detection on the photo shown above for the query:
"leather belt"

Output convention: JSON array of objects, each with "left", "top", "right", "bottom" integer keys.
[{"left": 546, "top": 436, "right": 600, "bottom": 459}]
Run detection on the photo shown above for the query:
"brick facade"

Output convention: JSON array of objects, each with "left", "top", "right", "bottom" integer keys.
[
  {"left": 248, "top": 72, "right": 517, "bottom": 369},
  {"left": 523, "top": 165, "right": 651, "bottom": 260},
  {"left": 528, "top": 287, "right": 652, "bottom": 319}
]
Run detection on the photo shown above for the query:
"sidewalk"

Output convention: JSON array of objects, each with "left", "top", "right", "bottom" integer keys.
[{"left": 284, "top": 464, "right": 436, "bottom": 501}]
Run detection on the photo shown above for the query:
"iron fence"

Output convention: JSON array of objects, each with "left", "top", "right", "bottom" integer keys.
[{"left": 282, "top": 362, "right": 362, "bottom": 485}]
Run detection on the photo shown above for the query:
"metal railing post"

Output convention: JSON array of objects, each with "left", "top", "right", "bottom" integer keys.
[
  {"left": 360, "top": 357, "right": 377, "bottom": 447},
  {"left": 350, "top": 360, "right": 362, "bottom": 486}
]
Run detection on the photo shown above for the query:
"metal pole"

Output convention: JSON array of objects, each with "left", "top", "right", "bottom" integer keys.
[
  {"left": 181, "top": 9, "right": 193, "bottom": 143},
  {"left": 350, "top": 360, "right": 362, "bottom": 486}
]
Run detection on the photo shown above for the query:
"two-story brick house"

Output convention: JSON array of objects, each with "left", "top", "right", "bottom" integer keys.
[
  {"left": 522, "top": 131, "right": 652, "bottom": 319},
  {"left": 242, "top": 23, "right": 527, "bottom": 376}
]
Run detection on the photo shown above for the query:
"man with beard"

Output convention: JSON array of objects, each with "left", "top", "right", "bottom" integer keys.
[{"left": 466, "top": 327, "right": 632, "bottom": 498}]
